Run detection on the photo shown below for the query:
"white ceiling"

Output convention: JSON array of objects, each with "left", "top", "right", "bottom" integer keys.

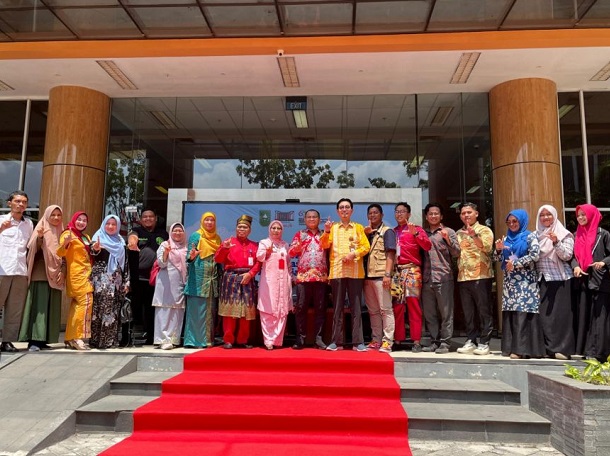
[{"left": 2, "top": 46, "right": 610, "bottom": 100}]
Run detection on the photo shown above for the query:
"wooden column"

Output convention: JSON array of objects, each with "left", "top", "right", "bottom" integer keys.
[
  {"left": 40, "top": 85, "right": 110, "bottom": 231},
  {"left": 489, "top": 78, "right": 563, "bottom": 231}
]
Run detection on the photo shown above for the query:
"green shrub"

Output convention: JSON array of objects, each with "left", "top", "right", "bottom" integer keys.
[{"left": 565, "top": 355, "right": 610, "bottom": 386}]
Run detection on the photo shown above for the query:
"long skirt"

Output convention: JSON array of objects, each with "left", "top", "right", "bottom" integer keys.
[
  {"left": 585, "top": 290, "right": 610, "bottom": 361},
  {"left": 539, "top": 278, "right": 576, "bottom": 356},
  {"left": 218, "top": 269, "right": 257, "bottom": 320},
  {"left": 154, "top": 307, "right": 185, "bottom": 345},
  {"left": 184, "top": 295, "right": 215, "bottom": 347},
  {"left": 65, "top": 292, "right": 92, "bottom": 341},
  {"left": 573, "top": 277, "right": 592, "bottom": 356},
  {"left": 260, "top": 310, "right": 288, "bottom": 348},
  {"left": 18, "top": 281, "right": 62, "bottom": 344},
  {"left": 91, "top": 290, "right": 122, "bottom": 349},
  {"left": 501, "top": 311, "right": 545, "bottom": 358}
]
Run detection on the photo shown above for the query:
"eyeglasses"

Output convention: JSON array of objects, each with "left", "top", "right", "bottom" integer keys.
[
  {"left": 539, "top": 214, "right": 554, "bottom": 219},
  {"left": 338, "top": 205, "right": 351, "bottom": 210},
  {"left": 394, "top": 210, "right": 408, "bottom": 214},
  {"left": 505, "top": 220, "right": 519, "bottom": 225}
]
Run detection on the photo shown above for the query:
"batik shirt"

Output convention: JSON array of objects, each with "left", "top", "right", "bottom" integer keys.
[{"left": 288, "top": 229, "right": 328, "bottom": 283}]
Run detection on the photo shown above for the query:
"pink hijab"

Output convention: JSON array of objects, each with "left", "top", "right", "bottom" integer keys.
[
  {"left": 574, "top": 204, "right": 602, "bottom": 269},
  {"left": 165, "top": 223, "right": 187, "bottom": 282},
  {"left": 27, "top": 205, "right": 65, "bottom": 289}
]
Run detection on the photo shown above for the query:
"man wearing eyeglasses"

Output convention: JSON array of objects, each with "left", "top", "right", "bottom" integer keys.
[
  {"left": 393, "top": 202, "right": 432, "bottom": 352},
  {"left": 320, "top": 198, "right": 370, "bottom": 352},
  {"left": 455, "top": 202, "right": 494, "bottom": 356}
]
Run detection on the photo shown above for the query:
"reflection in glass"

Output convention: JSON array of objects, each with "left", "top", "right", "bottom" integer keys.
[
  {"left": 428, "top": 0, "right": 510, "bottom": 31},
  {"left": 558, "top": 92, "right": 585, "bottom": 209},
  {"left": 282, "top": 2, "right": 352, "bottom": 35},
  {"left": 584, "top": 92, "right": 610, "bottom": 209},
  {"left": 503, "top": 0, "right": 581, "bottom": 29},
  {"left": 355, "top": 1, "right": 429, "bottom": 34},
  {"left": 23, "top": 101, "right": 49, "bottom": 209},
  {"left": 0, "top": 101, "right": 26, "bottom": 203}
]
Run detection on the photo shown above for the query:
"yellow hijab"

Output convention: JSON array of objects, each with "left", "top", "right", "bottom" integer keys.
[{"left": 197, "top": 212, "right": 221, "bottom": 259}]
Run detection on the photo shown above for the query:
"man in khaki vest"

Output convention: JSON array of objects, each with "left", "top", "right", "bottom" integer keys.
[{"left": 363, "top": 204, "right": 396, "bottom": 353}]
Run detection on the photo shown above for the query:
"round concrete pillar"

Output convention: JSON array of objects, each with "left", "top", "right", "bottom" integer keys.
[
  {"left": 40, "top": 85, "right": 110, "bottom": 231},
  {"left": 489, "top": 78, "right": 563, "bottom": 231}
]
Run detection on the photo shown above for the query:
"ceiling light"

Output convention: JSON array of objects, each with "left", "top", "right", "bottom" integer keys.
[
  {"left": 96, "top": 60, "right": 138, "bottom": 90},
  {"left": 430, "top": 106, "right": 453, "bottom": 126},
  {"left": 293, "top": 110, "right": 308, "bottom": 128},
  {"left": 450, "top": 202, "right": 461, "bottom": 209},
  {"left": 277, "top": 56, "right": 300, "bottom": 88},
  {"left": 466, "top": 185, "right": 480, "bottom": 194},
  {"left": 450, "top": 52, "right": 480, "bottom": 84},
  {"left": 558, "top": 104, "right": 576, "bottom": 119},
  {"left": 590, "top": 61, "right": 610, "bottom": 81},
  {"left": 155, "top": 186, "right": 168, "bottom": 195},
  {"left": 150, "top": 111, "right": 178, "bottom": 130},
  {"left": 0, "top": 80, "right": 14, "bottom": 91}
]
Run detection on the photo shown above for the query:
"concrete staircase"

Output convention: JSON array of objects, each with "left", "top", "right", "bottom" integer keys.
[
  {"left": 75, "top": 356, "right": 182, "bottom": 432},
  {"left": 75, "top": 353, "right": 554, "bottom": 444},
  {"left": 400, "top": 377, "right": 551, "bottom": 443}
]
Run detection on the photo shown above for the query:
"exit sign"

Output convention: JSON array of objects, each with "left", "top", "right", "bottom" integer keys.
[{"left": 286, "top": 97, "right": 307, "bottom": 111}]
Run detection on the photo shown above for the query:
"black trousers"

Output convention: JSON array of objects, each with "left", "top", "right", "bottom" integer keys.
[
  {"left": 122, "top": 278, "right": 155, "bottom": 345},
  {"left": 294, "top": 282, "right": 327, "bottom": 346},
  {"left": 458, "top": 278, "right": 493, "bottom": 345}
]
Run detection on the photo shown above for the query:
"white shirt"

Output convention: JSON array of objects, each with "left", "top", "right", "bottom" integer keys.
[{"left": 0, "top": 214, "right": 34, "bottom": 276}]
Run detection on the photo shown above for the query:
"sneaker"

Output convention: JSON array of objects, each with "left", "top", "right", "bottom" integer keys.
[
  {"left": 473, "top": 343, "right": 490, "bottom": 355},
  {"left": 379, "top": 341, "right": 392, "bottom": 353},
  {"left": 422, "top": 343, "right": 439, "bottom": 353},
  {"left": 555, "top": 352, "right": 569, "bottom": 360},
  {"left": 326, "top": 343, "right": 343, "bottom": 351},
  {"left": 353, "top": 343, "right": 367, "bottom": 352},
  {"left": 412, "top": 343, "right": 422, "bottom": 353},
  {"left": 160, "top": 343, "right": 173, "bottom": 350},
  {"left": 367, "top": 341, "right": 381, "bottom": 351},
  {"left": 457, "top": 340, "right": 476, "bottom": 354},
  {"left": 435, "top": 343, "right": 450, "bottom": 354},
  {"left": 315, "top": 339, "right": 327, "bottom": 350}
]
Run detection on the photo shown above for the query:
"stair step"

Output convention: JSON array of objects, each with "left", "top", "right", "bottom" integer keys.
[
  {"left": 405, "top": 402, "right": 550, "bottom": 444},
  {"left": 76, "top": 395, "right": 157, "bottom": 432},
  {"left": 135, "top": 393, "right": 406, "bottom": 435},
  {"left": 398, "top": 378, "right": 521, "bottom": 405},
  {"left": 162, "top": 370, "right": 398, "bottom": 399},
  {"left": 111, "top": 371, "right": 177, "bottom": 396}
]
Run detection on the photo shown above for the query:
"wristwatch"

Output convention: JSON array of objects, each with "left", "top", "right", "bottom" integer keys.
[{"left": 384, "top": 272, "right": 391, "bottom": 277}]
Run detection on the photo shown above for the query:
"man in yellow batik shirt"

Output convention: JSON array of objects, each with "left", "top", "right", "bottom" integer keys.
[{"left": 320, "top": 198, "right": 370, "bottom": 352}]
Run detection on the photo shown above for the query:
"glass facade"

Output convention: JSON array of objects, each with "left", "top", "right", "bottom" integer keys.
[
  {"left": 0, "top": 90, "right": 608, "bottom": 232},
  {"left": 106, "top": 94, "right": 491, "bottom": 228}
]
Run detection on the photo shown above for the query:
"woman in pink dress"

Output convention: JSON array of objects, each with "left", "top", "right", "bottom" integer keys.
[{"left": 256, "top": 220, "right": 293, "bottom": 350}]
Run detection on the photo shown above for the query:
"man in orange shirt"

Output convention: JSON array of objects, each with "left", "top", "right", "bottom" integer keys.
[{"left": 320, "top": 198, "right": 370, "bottom": 352}]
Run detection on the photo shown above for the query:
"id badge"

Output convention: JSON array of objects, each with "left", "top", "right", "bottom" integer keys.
[
  {"left": 248, "top": 256, "right": 254, "bottom": 267},
  {"left": 279, "top": 258, "right": 285, "bottom": 270},
  {"left": 396, "top": 244, "right": 401, "bottom": 257}
]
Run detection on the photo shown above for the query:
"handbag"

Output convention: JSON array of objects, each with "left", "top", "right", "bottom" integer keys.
[
  {"left": 120, "top": 296, "right": 133, "bottom": 324},
  {"left": 149, "top": 259, "right": 160, "bottom": 287}
]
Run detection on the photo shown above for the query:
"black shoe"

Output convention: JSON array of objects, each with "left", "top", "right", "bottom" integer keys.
[
  {"left": 235, "top": 343, "right": 253, "bottom": 349},
  {"left": 223, "top": 343, "right": 233, "bottom": 349},
  {"left": 1, "top": 342, "right": 18, "bottom": 352},
  {"left": 292, "top": 344, "right": 304, "bottom": 350}
]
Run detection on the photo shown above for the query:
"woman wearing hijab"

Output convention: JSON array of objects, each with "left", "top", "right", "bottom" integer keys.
[
  {"left": 214, "top": 215, "right": 261, "bottom": 349},
  {"left": 57, "top": 211, "right": 93, "bottom": 350},
  {"left": 494, "top": 209, "right": 544, "bottom": 359},
  {"left": 184, "top": 212, "right": 222, "bottom": 348},
  {"left": 571, "top": 204, "right": 610, "bottom": 361},
  {"left": 89, "top": 215, "right": 129, "bottom": 349},
  {"left": 19, "top": 205, "right": 65, "bottom": 351},
  {"left": 535, "top": 204, "right": 576, "bottom": 360},
  {"left": 256, "top": 220, "right": 293, "bottom": 350},
  {"left": 153, "top": 223, "right": 187, "bottom": 350}
]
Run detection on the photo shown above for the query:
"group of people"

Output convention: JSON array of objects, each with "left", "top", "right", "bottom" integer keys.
[
  {"left": 1, "top": 191, "right": 608, "bottom": 361},
  {"left": 494, "top": 204, "right": 610, "bottom": 361}
]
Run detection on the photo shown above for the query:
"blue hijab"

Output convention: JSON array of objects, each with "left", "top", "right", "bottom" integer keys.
[
  {"left": 502, "top": 209, "right": 530, "bottom": 270},
  {"left": 92, "top": 215, "right": 126, "bottom": 274}
]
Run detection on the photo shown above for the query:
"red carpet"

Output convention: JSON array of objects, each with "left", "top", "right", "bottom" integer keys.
[{"left": 102, "top": 347, "right": 411, "bottom": 456}]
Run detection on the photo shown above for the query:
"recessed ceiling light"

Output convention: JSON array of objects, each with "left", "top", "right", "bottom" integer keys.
[
  {"left": 96, "top": 60, "right": 138, "bottom": 90},
  {"left": 277, "top": 56, "right": 300, "bottom": 88},
  {"left": 590, "top": 61, "right": 610, "bottom": 81},
  {"left": 0, "top": 80, "right": 14, "bottom": 91},
  {"left": 450, "top": 52, "right": 480, "bottom": 84}
]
